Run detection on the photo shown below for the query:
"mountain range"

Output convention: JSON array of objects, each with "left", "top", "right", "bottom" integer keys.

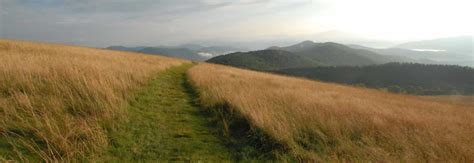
[
  {"left": 208, "top": 41, "right": 412, "bottom": 70},
  {"left": 396, "top": 36, "right": 473, "bottom": 54},
  {"left": 107, "top": 36, "right": 472, "bottom": 68},
  {"left": 348, "top": 36, "right": 474, "bottom": 67},
  {"left": 106, "top": 45, "right": 246, "bottom": 61},
  {"left": 207, "top": 49, "right": 319, "bottom": 71}
]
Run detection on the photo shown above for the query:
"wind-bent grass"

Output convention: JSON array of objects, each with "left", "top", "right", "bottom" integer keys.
[
  {"left": 0, "top": 39, "right": 188, "bottom": 161},
  {"left": 187, "top": 63, "right": 474, "bottom": 162}
]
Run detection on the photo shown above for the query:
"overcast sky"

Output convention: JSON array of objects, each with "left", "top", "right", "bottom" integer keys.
[{"left": 0, "top": 0, "right": 472, "bottom": 47}]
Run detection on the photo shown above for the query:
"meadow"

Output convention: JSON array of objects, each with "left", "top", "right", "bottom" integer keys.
[
  {"left": 0, "top": 39, "right": 187, "bottom": 161},
  {"left": 1, "top": 39, "right": 472, "bottom": 162},
  {"left": 187, "top": 63, "right": 474, "bottom": 162}
]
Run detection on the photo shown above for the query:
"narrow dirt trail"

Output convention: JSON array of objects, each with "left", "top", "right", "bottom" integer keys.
[{"left": 104, "top": 64, "right": 234, "bottom": 161}]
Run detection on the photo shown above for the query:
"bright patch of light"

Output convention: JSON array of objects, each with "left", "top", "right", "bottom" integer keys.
[{"left": 308, "top": 0, "right": 474, "bottom": 40}]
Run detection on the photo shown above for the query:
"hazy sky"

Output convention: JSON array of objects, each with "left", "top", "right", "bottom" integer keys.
[{"left": 0, "top": 0, "right": 472, "bottom": 47}]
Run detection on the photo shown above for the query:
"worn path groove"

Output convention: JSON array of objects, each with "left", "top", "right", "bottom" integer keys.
[{"left": 104, "top": 64, "right": 234, "bottom": 161}]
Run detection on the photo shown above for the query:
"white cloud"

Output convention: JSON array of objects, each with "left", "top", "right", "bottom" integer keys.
[{"left": 0, "top": 0, "right": 471, "bottom": 47}]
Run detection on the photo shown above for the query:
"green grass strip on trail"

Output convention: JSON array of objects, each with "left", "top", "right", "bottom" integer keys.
[{"left": 105, "top": 64, "right": 233, "bottom": 161}]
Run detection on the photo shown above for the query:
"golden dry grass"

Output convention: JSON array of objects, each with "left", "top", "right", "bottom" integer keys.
[
  {"left": 0, "top": 39, "right": 188, "bottom": 161},
  {"left": 187, "top": 63, "right": 474, "bottom": 162},
  {"left": 422, "top": 96, "right": 474, "bottom": 108}
]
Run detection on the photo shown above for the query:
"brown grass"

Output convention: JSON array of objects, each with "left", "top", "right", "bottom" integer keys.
[
  {"left": 422, "top": 96, "right": 474, "bottom": 108},
  {"left": 0, "top": 39, "right": 188, "bottom": 161},
  {"left": 187, "top": 63, "right": 474, "bottom": 162}
]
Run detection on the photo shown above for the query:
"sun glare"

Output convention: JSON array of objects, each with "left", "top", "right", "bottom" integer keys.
[{"left": 312, "top": 0, "right": 473, "bottom": 40}]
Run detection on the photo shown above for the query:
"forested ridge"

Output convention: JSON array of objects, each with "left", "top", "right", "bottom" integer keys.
[{"left": 277, "top": 63, "right": 474, "bottom": 95}]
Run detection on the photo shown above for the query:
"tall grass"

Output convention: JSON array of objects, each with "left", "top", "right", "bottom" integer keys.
[
  {"left": 187, "top": 63, "right": 474, "bottom": 162},
  {"left": 0, "top": 39, "right": 187, "bottom": 161}
]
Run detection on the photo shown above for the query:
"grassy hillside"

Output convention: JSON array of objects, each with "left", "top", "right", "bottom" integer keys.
[
  {"left": 0, "top": 39, "right": 188, "bottom": 161},
  {"left": 422, "top": 96, "right": 474, "bottom": 107},
  {"left": 277, "top": 63, "right": 474, "bottom": 95},
  {"left": 207, "top": 49, "right": 320, "bottom": 70},
  {"left": 187, "top": 63, "right": 474, "bottom": 162},
  {"left": 2, "top": 39, "right": 473, "bottom": 162},
  {"left": 103, "top": 65, "right": 233, "bottom": 161}
]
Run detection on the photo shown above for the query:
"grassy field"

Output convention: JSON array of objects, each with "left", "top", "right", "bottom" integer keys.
[
  {"left": 102, "top": 64, "right": 276, "bottom": 161},
  {"left": 0, "top": 39, "right": 187, "bottom": 161},
  {"left": 103, "top": 64, "right": 234, "bottom": 161},
  {"left": 187, "top": 63, "right": 474, "bottom": 162},
  {"left": 422, "top": 96, "right": 474, "bottom": 107},
  {"left": 1, "top": 39, "right": 473, "bottom": 162}
]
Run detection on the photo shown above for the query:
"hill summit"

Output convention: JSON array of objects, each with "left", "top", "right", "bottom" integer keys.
[{"left": 208, "top": 40, "right": 409, "bottom": 70}]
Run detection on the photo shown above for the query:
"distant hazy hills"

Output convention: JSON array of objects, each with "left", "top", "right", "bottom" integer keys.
[
  {"left": 309, "top": 30, "right": 398, "bottom": 48},
  {"left": 269, "top": 41, "right": 411, "bottom": 66},
  {"left": 207, "top": 49, "right": 320, "bottom": 71},
  {"left": 105, "top": 38, "right": 472, "bottom": 96},
  {"left": 106, "top": 45, "right": 245, "bottom": 61},
  {"left": 396, "top": 36, "right": 473, "bottom": 54},
  {"left": 348, "top": 37, "right": 474, "bottom": 67},
  {"left": 206, "top": 39, "right": 473, "bottom": 95},
  {"left": 208, "top": 41, "right": 410, "bottom": 70},
  {"left": 107, "top": 36, "right": 473, "bottom": 67}
]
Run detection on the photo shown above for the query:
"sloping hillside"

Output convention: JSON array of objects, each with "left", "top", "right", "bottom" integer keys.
[
  {"left": 187, "top": 63, "right": 474, "bottom": 162},
  {"left": 2, "top": 40, "right": 473, "bottom": 162},
  {"left": 0, "top": 39, "right": 188, "bottom": 161},
  {"left": 104, "top": 65, "right": 235, "bottom": 161},
  {"left": 0, "top": 40, "right": 272, "bottom": 162},
  {"left": 277, "top": 63, "right": 474, "bottom": 95},
  {"left": 207, "top": 49, "right": 320, "bottom": 70}
]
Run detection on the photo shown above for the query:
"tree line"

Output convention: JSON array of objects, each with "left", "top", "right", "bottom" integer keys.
[{"left": 276, "top": 63, "right": 474, "bottom": 95}]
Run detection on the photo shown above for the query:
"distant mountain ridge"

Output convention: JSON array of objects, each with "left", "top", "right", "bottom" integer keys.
[
  {"left": 207, "top": 40, "right": 413, "bottom": 71},
  {"left": 349, "top": 43, "right": 474, "bottom": 67},
  {"left": 268, "top": 41, "right": 410, "bottom": 66},
  {"left": 106, "top": 46, "right": 146, "bottom": 52},
  {"left": 207, "top": 39, "right": 474, "bottom": 95},
  {"left": 396, "top": 36, "right": 473, "bottom": 54},
  {"left": 106, "top": 44, "right": 246, "bottom": 61},
  {"left": 276, "top": 62, "right": 474, "bottom": 95},
  {"left": 106, "top": 46, "right": 207, "bottom": 60},
  {"left": 207, "top": 49, "right": 320, "bottom": 70},
  {"left": 140, "top": 47, "right": 207, "bottom": 61}
]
